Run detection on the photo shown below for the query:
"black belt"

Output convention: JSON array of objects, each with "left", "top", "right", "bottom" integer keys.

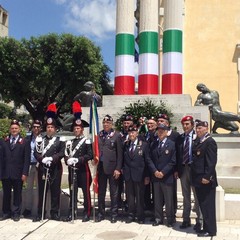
[{"left": 30, "top": 162, "right": 37, "bottom": 165}]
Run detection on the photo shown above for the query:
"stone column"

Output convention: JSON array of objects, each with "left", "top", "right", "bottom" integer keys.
[
  {"left": 114, "top": 0, "right": 135, "bottom": 95},
  {"left": 138, "top": 0, "right": 159, "bottom": 94},
  {"left": 162, "top": 0, "right": 183, "bottom": 94}
]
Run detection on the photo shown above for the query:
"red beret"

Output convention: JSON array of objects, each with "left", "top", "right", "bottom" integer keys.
[{"left": 181, "top": 115, "right": 194, "bottom": 123}]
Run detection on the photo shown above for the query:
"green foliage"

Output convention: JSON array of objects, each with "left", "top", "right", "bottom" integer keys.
[
  {"left": 115, "top": 99, "right": 173, "bottom": 131},
  {"left": 0, "top": 102, "right": 12, "bottom": 118},
  {"left": 0, "top": 118, "right": 26, "bottom": 138},
  {"left": 0, "top": 34, "right": 112, "bottom": 122}
]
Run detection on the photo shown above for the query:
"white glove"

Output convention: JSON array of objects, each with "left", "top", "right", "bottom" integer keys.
[
  {"left": 45, "top": 160, "right": 52, "bottom": 167},
  {"left": 42, "top": 157, "right": 53, "bottom": 164},
  {"left": 72, "top": 158, "right": 78, "bottom": 165},
  {"left": 67, "top": 157, "right": 78, "bottom": 166}
]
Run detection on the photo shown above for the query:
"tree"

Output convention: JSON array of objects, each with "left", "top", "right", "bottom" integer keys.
[{"left": 0, "top": 34, "right": 112, "bottom": 123}]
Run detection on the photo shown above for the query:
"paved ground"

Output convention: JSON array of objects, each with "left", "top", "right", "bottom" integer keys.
[{"left": 0, "top": 211, "right": 240, "bottom": 240}]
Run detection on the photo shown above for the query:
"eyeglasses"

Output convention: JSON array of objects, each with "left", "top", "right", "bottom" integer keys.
[{"left": 33, "top": 126, "right": 40, "bottom": 129}]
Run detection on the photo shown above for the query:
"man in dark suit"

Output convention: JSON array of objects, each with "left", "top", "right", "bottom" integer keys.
[
  {"left": 148, "top": 123, "right": 176, "bottom": 227},
  {"left": 157, "top": 113, "right": 180, "bottom": 219},
  {"left": 123, "top": 125, "right": 150, "bottom": 224},
  {"left": 175, "top": 116, "right": 201, "bottom": 231},
  {"left": 63, "top": 117, "right": 93, "bottom": 222},
  {"left": 119, "top": 114, "right": 134, "bottom": 210},
  {"left": 0, "top": 119, "right": 30, "bottom": 221},
  {"left": 96, "top": 115, "right": 123, "bottom": 223},
  {"left": 33, "top": 117, "right": 65, "bottom": 221},
  {"left": 143, "top": 116, "right": 158, "bottom": 211},
  {"left": 191, "top": 120, "right": 217, "bottom": 237}
]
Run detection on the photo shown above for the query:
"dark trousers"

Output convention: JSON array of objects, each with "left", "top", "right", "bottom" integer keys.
[
  {"left": 97, "top": 168, "right": 119, "bottom": 218},
  {"left": 37, "top": 166, "right": 62, "bottom": 216},
  {"left": 125, "top": 179, "right": 144, "bottom": 220},
  {"left": 195, "top": 185, "right": 217, "bottom": 235},
  {"left": 144, "top": 181, "right": 154, "bottom": 209},
  {"left": 153, "top": 181, "right": 174, "bottom": 223},
  {"left": 2, "top": 179, "right": 23, "bottom": 216},
  {"left": 68, "top": 167, "right": 92, "bottom": 217}
]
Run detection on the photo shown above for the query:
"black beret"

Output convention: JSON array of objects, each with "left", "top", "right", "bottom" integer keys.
[
  {"left": 128, "top": 124, "right": 138, "bottom": 132},
  {"left": 103, "top": 114, "right": 113, "bottom": 122}
]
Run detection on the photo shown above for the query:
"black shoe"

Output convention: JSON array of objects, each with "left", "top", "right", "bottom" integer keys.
[
  {"left": 180, "top": 221, "right": 191, "bottom": 229},
  {"left": 125, "top": 217, "right": 134, "bottom": 224},
  {"left": 197, "top": 232, "right": 216, "bottom": 237},
  {"left": 0, "top": 214, "right": 11, "bottom": 221},
  {"left": 110, "top": 217, "right": 117, "bottom": 223},
  {"left": 22, "top": 209, "right": 31, "bottom": 218},
  {"left": 51, "top": 214, "right": 61, "bottom": 221},
  {"left": 167, "top": 222, "right": 174, "bottom": 228},
  {"left": 95, "top": 215, "right": 105, "bottom": 222},
  {"left": 82, "top": 215, "right": 90, "bottom": 222},
  {"left": 193, "top": 222, "right": 202, "bottom": 233},
  {"left": 62, "top": 215, "right": 74, "bottom": 222},
  {"left": 32, "top": 215, "right": 42, "bottom": 222},
  {"left": 152, "top": 219, "right": 163, "bottom": 226},
  {"left": 137, "top": 219, "right": 145, "bottom": 224},
  {"left": 12, "top": 215, "right": 20, "bottom": 222}
]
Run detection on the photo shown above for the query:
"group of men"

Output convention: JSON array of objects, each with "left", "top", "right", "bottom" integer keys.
[{"left": 0, "top": 110, "right": 218, "bottom": 238}]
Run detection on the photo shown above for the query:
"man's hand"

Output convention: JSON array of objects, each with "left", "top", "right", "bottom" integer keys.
[
  {"left": 154, "top": 171, "right": 164, "bottom": 179},
  {"left": 22, "top": 175, "right": 27, "bottom": 182},
  {"left": 113, "top": 170, "right": 121, "bottom": 179},
  {"left": 144, "top": 177, "right": 150, "bottom": 185},
  {"left": 201, "top": 178, "right": 210, "bottom": 184}
]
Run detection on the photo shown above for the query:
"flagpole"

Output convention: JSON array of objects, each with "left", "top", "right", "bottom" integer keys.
[{"left": 89, "top": 96, "right": 99, "bottom": 222}]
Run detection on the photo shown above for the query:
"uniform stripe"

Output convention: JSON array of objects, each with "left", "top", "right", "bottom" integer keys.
[
  {"left": 114, "top": 76, "right": 135, "bottom": 95},
  {"left": 115, "top": 34, "right": 135, "bottom": 56},
  {"left": 163, "top": 29, "right": 182, "bottom": 53},
  {"left": 115, "top": 55, "right": 135, "bottom": 76},
  {"left": 85, "top": 164, "right": 91, "bottom": 216},
  {"left": 162, "top": 52, "right": 182, "bottom": 74},
  {"left": 162, "top": 74, "right": 182, "bottom": 94},
  {"left": 138, "top": 74, "right": 159, "bottom": 94},
  {"left": 139, "top": 32, "right": 158, "bottom": 54},
  {"left": 139, "top": 53, "right": 158, "bottom": 75}
]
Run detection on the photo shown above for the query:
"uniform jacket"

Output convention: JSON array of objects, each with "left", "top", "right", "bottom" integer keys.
[
  {"left": 191, "top": 134, "right": 218, "bottom": 188},
  {"left": 148, "top": 138, "right": 176, "bottom": 184},
  {"left": 64, "top": 136, "right": 93, "bottom": 187},
  {"left": 122, "top": 138, "right": 149, "bottom": 182},
  {"left": 175, "top": 130, "right": 196, "bottom": 177},
  {"left": 0, "top": 135, "right": 30, "bottom": 180},
  {"left": 34, "top": 135, "right": 65, "bottom": 171},
  {"left": 98, "top": 129, "right": 123, "bottom": 175}
]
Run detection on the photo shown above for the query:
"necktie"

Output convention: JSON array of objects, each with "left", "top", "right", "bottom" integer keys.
[
  {"left": 11, "top": 137, "right": 16, "bottom": 150},
  {"left": 183, "top": 135, "right": 190, "bottom": 164},
  {"left": 158, "top": 141, "right": 163, "bottom": 149},
  {"left": 130, "top": 142, "right": 134, "bottom": 156}
]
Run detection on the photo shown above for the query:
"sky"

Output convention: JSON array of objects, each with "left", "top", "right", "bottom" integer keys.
[{"left": 0, "top": 0, "right": 117, "bottom": 80}]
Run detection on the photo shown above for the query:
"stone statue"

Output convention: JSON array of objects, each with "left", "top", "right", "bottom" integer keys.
[
  {"left": 73, "top": 81, "right": 102, "bottom": 107},
  {"left": 194, "top": 83, "right": 240, "bottom": 134}
]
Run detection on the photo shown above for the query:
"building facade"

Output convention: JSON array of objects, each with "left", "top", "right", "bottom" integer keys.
[{"left": 0, "top": 5, "right": 8, "bottom": 37}]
